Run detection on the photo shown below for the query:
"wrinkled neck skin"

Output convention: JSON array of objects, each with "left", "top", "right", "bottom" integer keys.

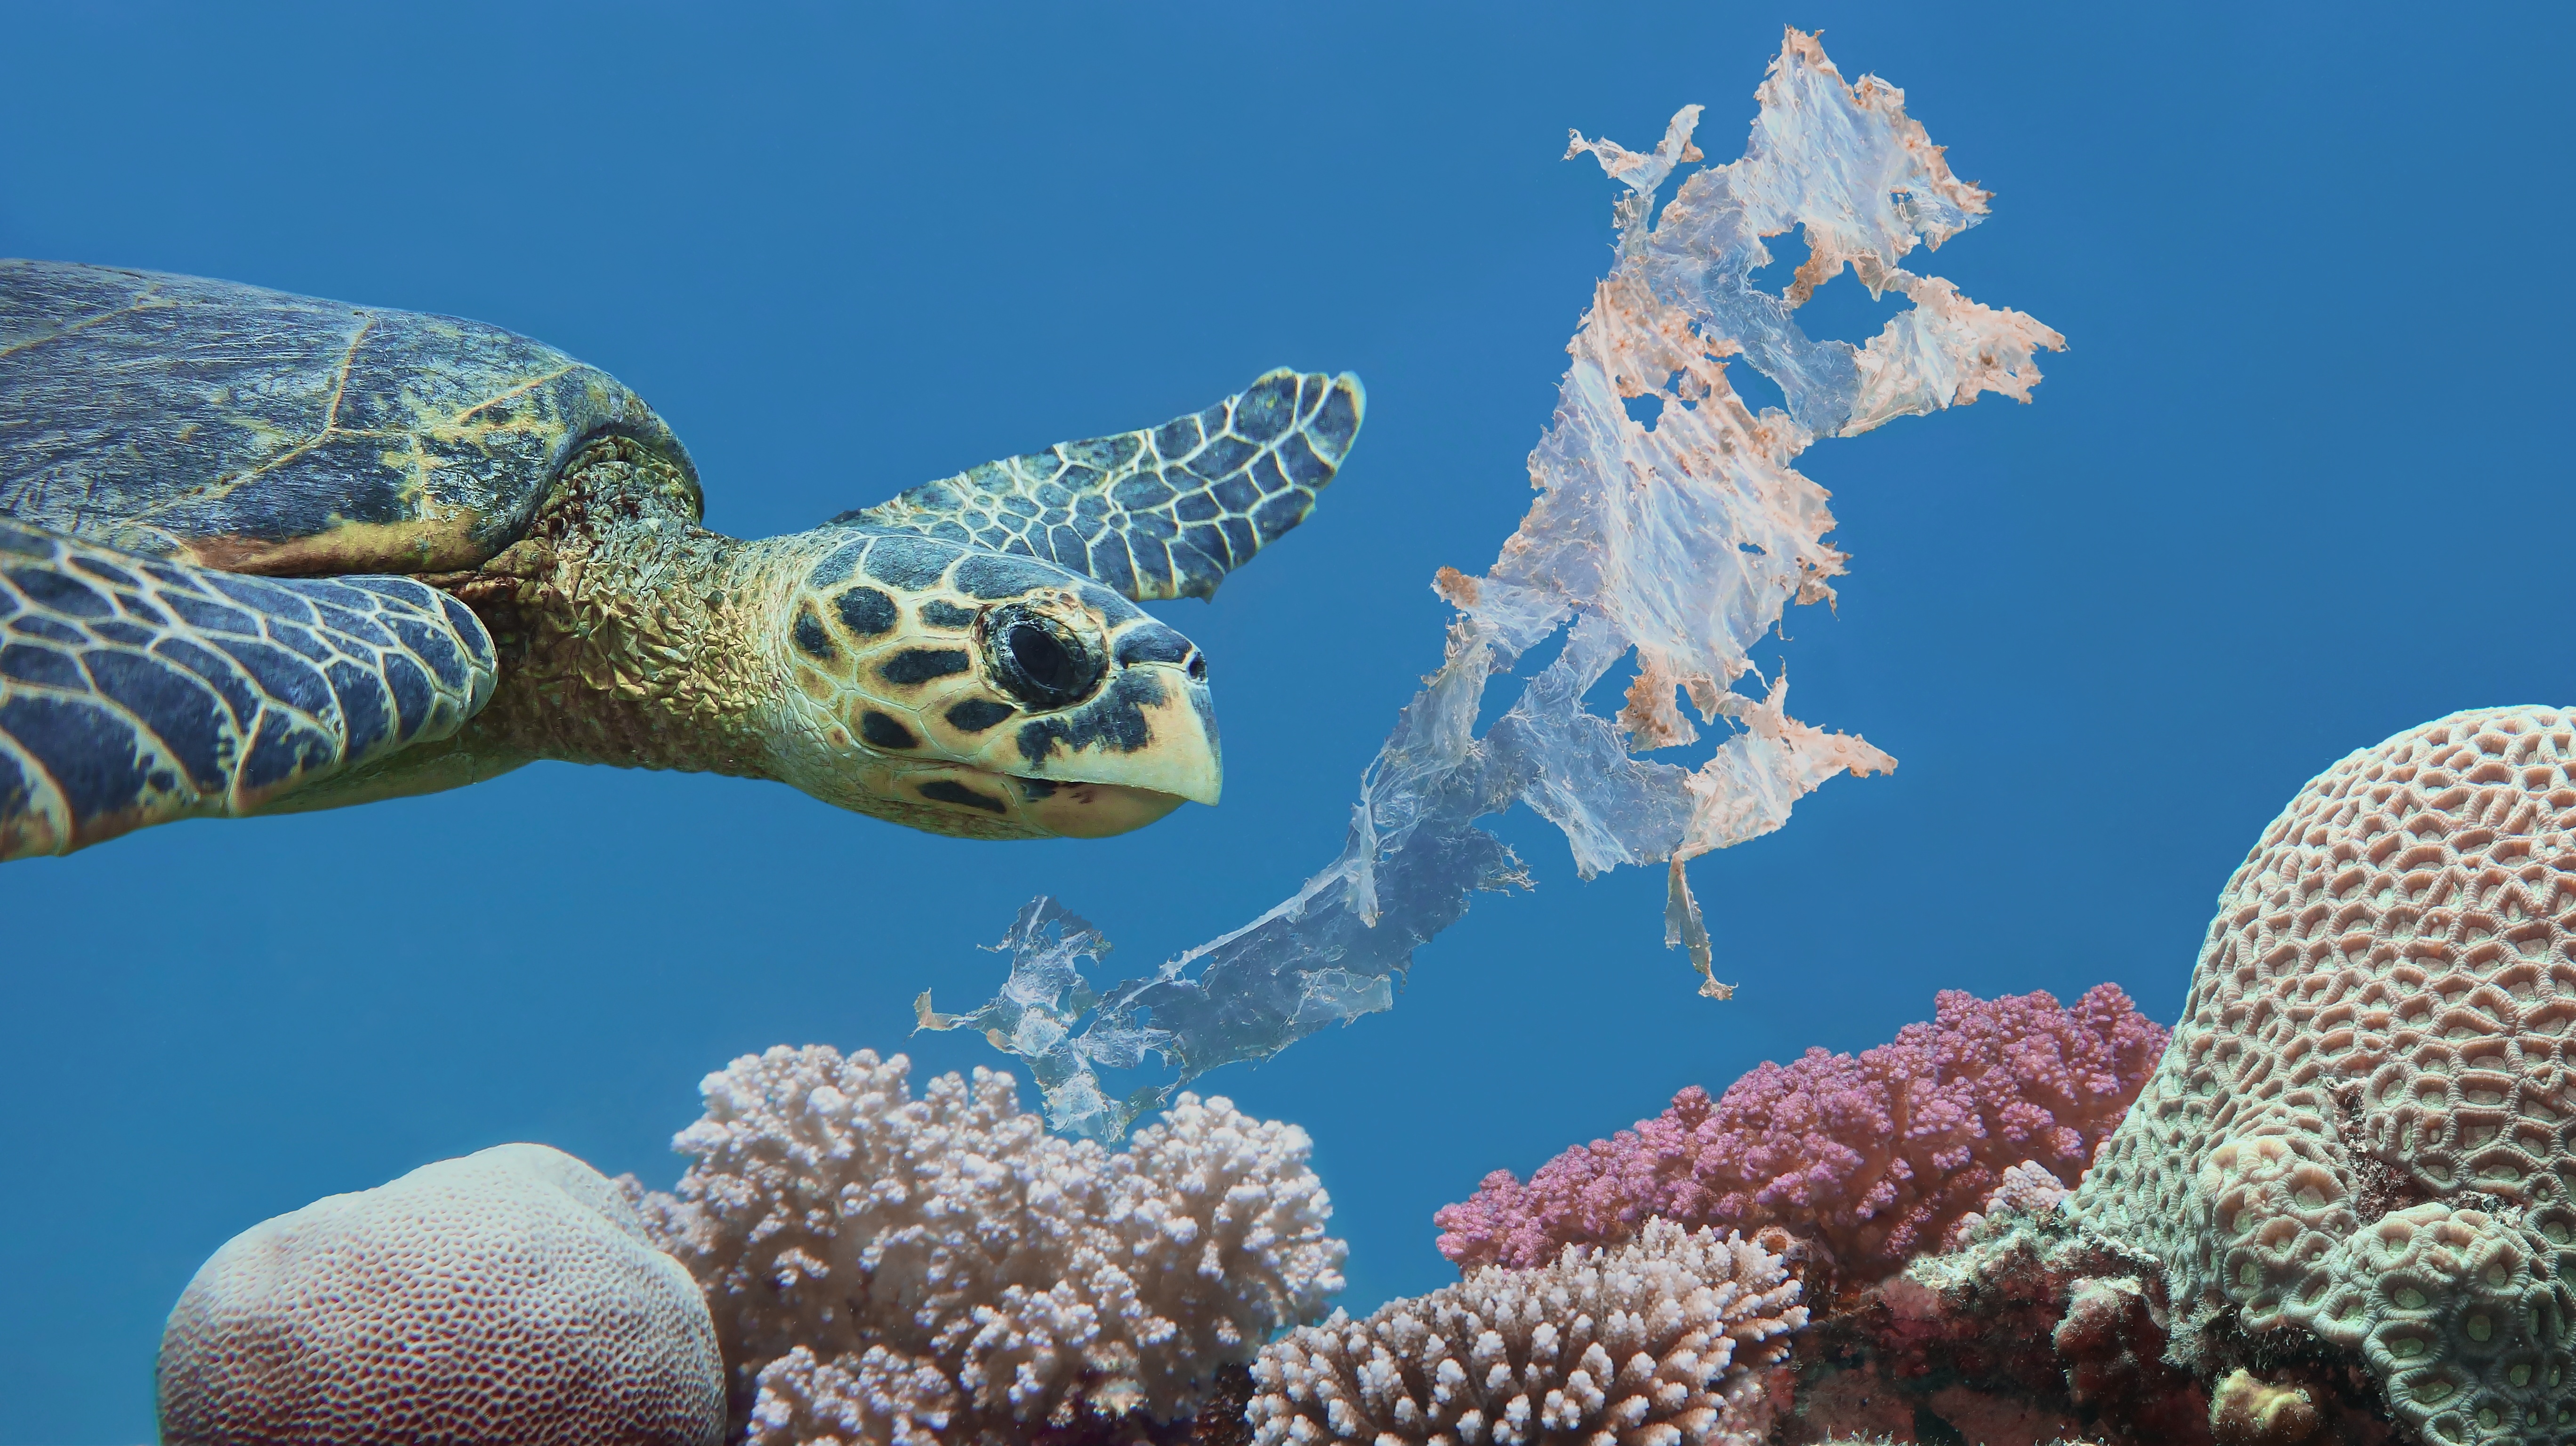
[{"left": 443, "top": 440, "right": 841, "bottom": 800}]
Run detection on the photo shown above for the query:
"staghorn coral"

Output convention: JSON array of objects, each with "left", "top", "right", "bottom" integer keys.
[
  {"left": 158, "top": 1142, "right": 723, "bottom": 1446},
  {"left": 1436, "top": 986, "right": 2165, "bottom": 1284},
  {"left": 1247, "top": 1219, "right": 1805, "bottom": 1446},
  {"left": 2069, "top": 707, "right": 2576, "bottom": 1445},
  {"left": 632, "top": 1045, "right": 1345, "bottom": 1445}
]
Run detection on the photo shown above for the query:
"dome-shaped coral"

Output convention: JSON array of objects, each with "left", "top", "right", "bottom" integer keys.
[
  {"left": 157, "top": 1142, "right": 723, "bottom": 1446},
  {"left": 2071, "top": 706, "right": 2576, "bottom": 1446}
]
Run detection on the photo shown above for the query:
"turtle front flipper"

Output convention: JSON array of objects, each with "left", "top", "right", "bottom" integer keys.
[
  {"left": 837, "top": 369, "right": 1364, "bottom": 602},
  {"left": 0, "top": 519, "right": 495, "bottom": 860}
]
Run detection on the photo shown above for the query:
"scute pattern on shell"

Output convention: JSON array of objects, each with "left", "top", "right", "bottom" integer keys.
[
  {"left": 2070, "top": 706, "right": 2576, "bottom": 1446},
  {"left": 1247, "top": 1219, "right": 1805, "bottom": 1446},
  {"left": 156, "top": 1143, "right": 724, "bottom": 1446},
  {"left": 631, "top": 1046, "right": 1346, "bottom": 1444}
]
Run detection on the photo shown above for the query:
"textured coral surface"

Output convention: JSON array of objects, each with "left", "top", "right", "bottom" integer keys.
[
  {"left": 2071, "top": 707, "right": 2576, "bottom": 1446},
  {"left": 157, "top": 1142, "right": 724, "bottom": 1446},
  {"left": 1249, "top": 1219, "right": 1805, "bottom": 1446},
  {"left": 1437, "top": 986, "right": 2165, "bottom": 1284},
  {"left": 632, "top": 1046, "right": 1344, "bottom": 1445}
]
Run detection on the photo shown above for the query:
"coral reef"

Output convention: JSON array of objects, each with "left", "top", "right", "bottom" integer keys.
[
  {"left": 629, "top": 1045, "right": 1345, "bottom": 1445},
  {"left": 157, "top": 1142, "right": 723, "bottom": 1446},
  {"left": 1435, "top": 987, "right": 2165, "bottom": 1286},
  {"left": 1771, "top": 1178, "right": 2403, "bottom": 1446},
  {"left": 1248, "top": 1219, "right": 1805, "bottom": 1446},
  {"left": 2069, "top": 706, "right": 2576, "bottom": 1446}
]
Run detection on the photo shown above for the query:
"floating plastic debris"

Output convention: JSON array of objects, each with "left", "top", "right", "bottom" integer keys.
[{"left": 919, "top": 29, "right": 2063, "bottom": 1139}]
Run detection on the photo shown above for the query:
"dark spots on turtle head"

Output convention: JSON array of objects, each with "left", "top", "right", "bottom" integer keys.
[
  {"left": 862, "top": 535, "right": 959, "bottom": 591},
  {"left": 67, "top": 555, "right": 140, "bottom": 589},
  {"left": 1113, "top": 624, "right": 1194, "bottom": 669},
  {"left": 0, "top": 524, "right": 53, "bottom": 558},
  {"left": 944, "top": 697, "right": 1014, "bottom": 733},
  {"left": 1017, "top": 777, "right": 1057, "bottom": 801},
  {"left": 84, "top": 649, "right": 229, "bottom": 791},
  {"left": 1014, "top": 667, "right": 1167, "bottom": 765},
  {"left": 953, "top": 552, "right": 1065, "bottom": 601},
  {"left": 0, "top": 641, "right": 85, "bottom": 690},
  {"left": 792, "top": 605, "right": 838, "bottom": 663},
  {"left": 0, "top": 693, "right": 152, "bottom": 823},
  {"left": 918, "top": 778, "right": 1008, "bottom": 815},
  {"left": 834, "top": 586, "right": 898, "bottom": 637},
  {"left": 859, "top": 710, "right": 918, "bottom": 751},
  {"left": 7, "top": 567, "right": 113, "bottom": 619},
  {"left": 10, "top": 615, "right": 87, "bottom": 645},
  {"left": 879, "top": 648, "right": 969, "bottom": 686},
  {"left": 919, "top": 599, "right": 979, "bottom": 630},
  {"left": 807, "top": 540, "right": 865, "bottom": 590}
]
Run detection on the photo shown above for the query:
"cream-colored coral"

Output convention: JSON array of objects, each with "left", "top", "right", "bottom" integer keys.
[
  {"left": 1247, "top": 1218, "right": 1804, "bottom": 1446},
  {"left": 637, "top": 1046, "right": 1344, "bottom": 1443},
  {"left": 159, "top": 1142, "right": 724, "bottom": 1446},
  {"left": 2069, "top": 707, "right": 2576, "bottom": 1444}
]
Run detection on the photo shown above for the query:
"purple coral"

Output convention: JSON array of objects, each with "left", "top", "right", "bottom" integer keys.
[{"left": 1434, "top": 985, "right": 2167, "bottom": 1282}]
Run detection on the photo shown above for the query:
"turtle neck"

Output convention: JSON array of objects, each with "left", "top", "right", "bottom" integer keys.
[{"left": 437, "top": 435, "right": 796, "bottom": 778}]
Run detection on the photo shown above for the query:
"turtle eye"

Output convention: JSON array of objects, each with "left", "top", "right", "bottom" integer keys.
[{"left": 982, "top": 602, "right": 1105, "bottom": 711}]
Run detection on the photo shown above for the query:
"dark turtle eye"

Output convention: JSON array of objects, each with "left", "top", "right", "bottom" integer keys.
[{"left": 982, "top": 603, "right": 1105, "bottom": 710}]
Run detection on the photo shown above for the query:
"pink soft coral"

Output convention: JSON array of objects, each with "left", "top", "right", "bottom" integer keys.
[{"left": 1433, "top": 985, "right": 2166, "bottom": 1282}]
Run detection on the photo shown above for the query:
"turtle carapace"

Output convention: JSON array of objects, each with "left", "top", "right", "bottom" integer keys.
[{"left": 0, "top": 262, "right": 1363, "bottom": 860}]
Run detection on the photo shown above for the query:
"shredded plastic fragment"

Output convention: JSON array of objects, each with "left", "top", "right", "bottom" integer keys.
[{"left": 918, "top": 29, "right": 2063, "bottom": 1139}]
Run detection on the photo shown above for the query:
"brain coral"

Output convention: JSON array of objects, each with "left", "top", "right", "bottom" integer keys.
[
  {"left": 1436, "top": 986, "right": 2166, "bottom": 1283},
  {"left": 157, "top": 1141, "right": 724, "bottom": 1446},
  {"left": 1248, "top": 1218, "right": 1805, "bottom": 1446},
  {"left": 2069, "top": 706, "right": 2576, "bottom": 1446},
  {"left": 632, "top": 1045, "right": 1345, "bottom": 1445}
]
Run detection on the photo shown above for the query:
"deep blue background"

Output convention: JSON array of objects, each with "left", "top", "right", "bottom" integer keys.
[{"left": 5, "top": 5, "right": 2571, "bottom": 1439}]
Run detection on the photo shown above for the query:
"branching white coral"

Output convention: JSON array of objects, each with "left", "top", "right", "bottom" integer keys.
[
  {"left": 1247, "top": 1219, "right": 1807, "bottom": 1446},
  {"left": 630, "top": 1046, "right": 1344, "bottom": 1445},
  {"left": 922, "top": 28, "right": 2062, "bottom": 1137}
]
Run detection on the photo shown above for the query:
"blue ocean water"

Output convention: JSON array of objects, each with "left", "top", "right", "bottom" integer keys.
[{"left": 1, "top": 5, "right": 2569, "bottom": 1441}]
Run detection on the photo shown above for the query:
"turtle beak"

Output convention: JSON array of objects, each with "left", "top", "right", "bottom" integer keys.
[{"left": 1009, "top": 655, "right": 1222, "bottom": 809}]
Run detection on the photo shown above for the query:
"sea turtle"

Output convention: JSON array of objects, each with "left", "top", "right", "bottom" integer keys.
[{"left": 0, "top": 261, "right": 1363, "bottom": 860}]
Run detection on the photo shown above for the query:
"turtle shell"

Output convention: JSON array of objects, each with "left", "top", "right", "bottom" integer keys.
[{"left": 0, "top": 260, "right": 697, "bottom": 575}]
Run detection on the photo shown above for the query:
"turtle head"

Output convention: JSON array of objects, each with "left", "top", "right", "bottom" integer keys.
[{"left": 763, "top": 532, "right": 1220, "bottom": 839}]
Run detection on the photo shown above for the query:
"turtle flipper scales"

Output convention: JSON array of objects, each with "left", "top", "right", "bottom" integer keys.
[
  {"left": 837, "top": 369, "right": 1364, "bottom": 602},
  {"left": 0, "top": 519, "right": 495, "bottom": 860}
]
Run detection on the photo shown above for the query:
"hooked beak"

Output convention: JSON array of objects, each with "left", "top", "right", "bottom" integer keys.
[{"left": 1009, "top": 658, "right": 1222, "bottom": 809}]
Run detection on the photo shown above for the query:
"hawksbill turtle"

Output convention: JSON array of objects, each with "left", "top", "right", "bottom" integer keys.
[{"left": 0, "top": 261, "right": 1363, "bottom": 860}]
